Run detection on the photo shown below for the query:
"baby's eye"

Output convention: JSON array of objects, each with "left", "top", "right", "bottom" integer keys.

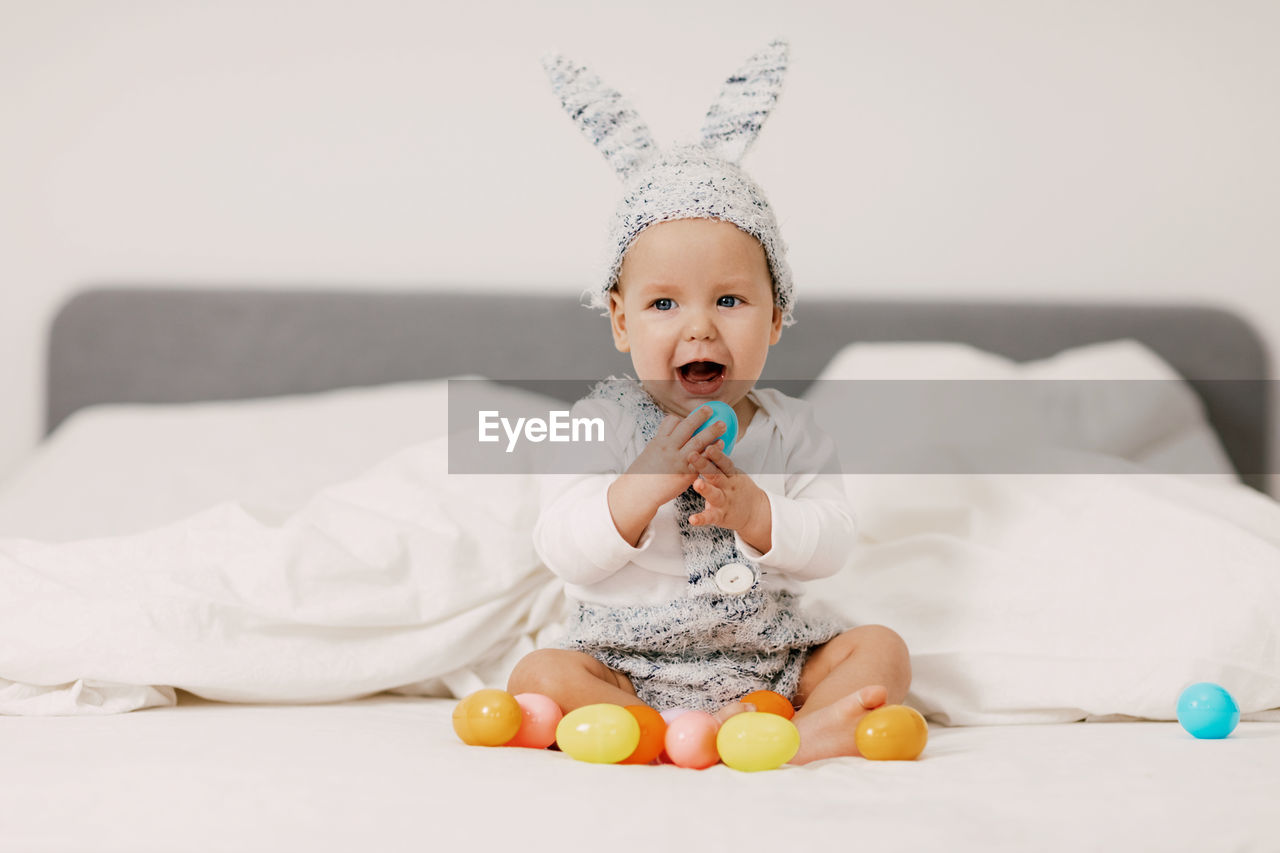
[
  {"left": 652, "top": 298, "right": 674, "bottom": 311},
  {"left": 717, "top": 295, "right": 741, "bottom": 308}
]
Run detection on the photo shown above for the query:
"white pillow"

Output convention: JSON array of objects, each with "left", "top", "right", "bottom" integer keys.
[
  {"left": 0, "top": 378, "right": 567, "bottom": 542},
  {"left": 804, "top": 339, "right": 1238, "bottom": 480}
]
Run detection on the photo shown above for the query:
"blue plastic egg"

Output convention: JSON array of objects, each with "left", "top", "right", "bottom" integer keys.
[
  {"left": 1176, "top": 682, "right": 1239, "bottom": 739},
  {"left": 692, "top": 401, "right": 738, "bottom": 455}
]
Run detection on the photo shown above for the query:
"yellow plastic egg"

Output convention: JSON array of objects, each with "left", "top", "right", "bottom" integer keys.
[
  {"left": 555, "top": 703, "right": 641, "bottom": 764},
  {"left": 854, "top": 704, "right": 928, "bottom": 761},
  {"left": 716, "top": 711, "right": 800, "bottom": 772},
  {"left": 452, "top": 689, "right": 523, "bottom": 746}
]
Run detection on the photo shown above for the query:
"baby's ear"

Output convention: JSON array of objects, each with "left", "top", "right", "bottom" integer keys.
[
  {"left": 699, "top": 39, "right": 790, "bottom": 163},
  {"left": 770, "top": 304, "right": 784, "bottom": 345},
  {"left": 607, "top": 287, "right": 631, "bottom": 353},
  {"left": 541, "top": 51, "right": 661, "bottom": 181}
]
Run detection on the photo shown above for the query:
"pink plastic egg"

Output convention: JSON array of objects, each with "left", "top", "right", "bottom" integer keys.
[
  {"left": 657, "top": 708, "right": 693, "bottom": 764},
  {"left": 663, "top": 710, "right": 721, "bottom": 769},
  {"left": 506, "top": 693, "right": 563, "bottom": 749}
]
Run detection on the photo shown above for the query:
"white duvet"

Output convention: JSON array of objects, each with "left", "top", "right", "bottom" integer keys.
[
  {"left": 0, "top": 434, "right": 568, "bottom": 714},
  {"left": 1, "top": 342, "right": 1278, "bottom": 724}
]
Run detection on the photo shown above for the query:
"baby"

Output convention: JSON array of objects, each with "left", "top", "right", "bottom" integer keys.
[{"left": 509, "top": 40, "right": 911, "bottom": 764}]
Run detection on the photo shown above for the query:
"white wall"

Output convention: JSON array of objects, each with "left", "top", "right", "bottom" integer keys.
[{"left": 3, "top": 0, "right": 1278, "bottom": 484}]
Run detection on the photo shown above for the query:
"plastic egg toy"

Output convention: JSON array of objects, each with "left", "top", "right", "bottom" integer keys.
[
  {"left": 692, "top": 401, "right": 738, "bottom": 455},
  {"left": 716, "top": 712, "right": 800, "bottom": 772},
  {"left": 506, "top": 693, "right": 563, "bottom": 749},
  {"left": 452, "top": 689, "right": 523, "bottom": 746},
  {"left": 619, "top": 705, "right": 668, "bottom": 765},
  {"left": 854, "top": 705, "right": 929, "bottom": 761},
  {"left": 555, "top": 704, "right": 641, "bottom": 764},
  {"left": 656, "top": 709, "right": 691, "bottom": 763},
  {"left": 664, "top": 710, "right": 721, "bottom": 769},
  {"left": 1177, "top": 682, "right": 1240, "bottom": 739},
  {"left": 739, "top": 689, "right": 795, "bottom": 720}
]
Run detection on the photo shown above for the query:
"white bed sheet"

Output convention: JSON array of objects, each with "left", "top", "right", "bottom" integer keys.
[{"left": 3, "top": 694, "right": 1277, "bottom": 853}]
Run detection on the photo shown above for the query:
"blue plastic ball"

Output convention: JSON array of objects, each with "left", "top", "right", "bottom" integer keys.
[
  {"left": 1176, "top": 682, "right": 1239, "bottom": 739},
  {"left": 692, "top": 400, "right": 738, "bottom": 455}
]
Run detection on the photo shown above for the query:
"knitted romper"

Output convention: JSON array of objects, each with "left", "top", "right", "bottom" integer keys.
[{"left": 557, "top": 378, "right": 847, "bottom": 712}]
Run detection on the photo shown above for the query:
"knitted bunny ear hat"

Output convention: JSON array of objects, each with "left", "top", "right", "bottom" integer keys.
[{"left": 541, "top": 39, "right": 796, "bottom": 327}]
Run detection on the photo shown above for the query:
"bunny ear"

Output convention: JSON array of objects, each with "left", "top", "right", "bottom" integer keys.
[
  {"left": 541, "top": 51, "right": 660, "bottom": 181},
  {"left": 699, "top": 39, "right": 790, "bottom": 163}
]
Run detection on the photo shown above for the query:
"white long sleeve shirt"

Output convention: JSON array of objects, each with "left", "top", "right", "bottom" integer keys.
[{"left": 533, "top": 387, "right": 857, "bottom": 609}]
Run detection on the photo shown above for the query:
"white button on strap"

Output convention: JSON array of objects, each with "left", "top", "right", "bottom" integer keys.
[{"left": 715, "top": 563, "right": 755, "bottom": 594}]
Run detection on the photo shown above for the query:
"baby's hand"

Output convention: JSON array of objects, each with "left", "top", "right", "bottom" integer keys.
[
  {"left": 606, "top": 406, "right": 727, "bottom": 547},
  {"left": 621, "top": 406, "right": 728, "bottom": 510},
  {"left": 689, "top": 444, "right": 771, "bottom": 550}
]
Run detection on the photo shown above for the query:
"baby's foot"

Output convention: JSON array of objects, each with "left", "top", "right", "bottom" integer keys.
[
  {"left": 789, "top": 685, "right": 889, "bottom": 765},
  {"left": 712, "top": 701, "right": 756, "bottom": 724}
]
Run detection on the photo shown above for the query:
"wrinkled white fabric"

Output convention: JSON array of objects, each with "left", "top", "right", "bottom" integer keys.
[
  {"left": 811, "top": 466, "right": 1280, "bottom": 724},
  {"left": 0, "top": 434, "right": 567, "bottom": 715}
]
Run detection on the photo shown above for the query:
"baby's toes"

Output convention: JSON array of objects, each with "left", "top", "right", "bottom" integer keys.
[{"left": 855, "top": 685, "right": 889, "bottom": 710}]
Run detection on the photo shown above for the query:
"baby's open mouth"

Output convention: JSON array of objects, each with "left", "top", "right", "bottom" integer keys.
[{"left": 677, "top": 361, "right": 726, "bottom": 396}]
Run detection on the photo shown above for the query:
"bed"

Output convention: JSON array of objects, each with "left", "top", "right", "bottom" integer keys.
[{"left": 2, "top": 286, "right": 1278, "bottom": 852}]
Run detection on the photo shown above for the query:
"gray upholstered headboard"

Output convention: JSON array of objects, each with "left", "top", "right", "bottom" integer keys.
[{"left": 46, "top": 286, "right": 1273, "bottom": 492}]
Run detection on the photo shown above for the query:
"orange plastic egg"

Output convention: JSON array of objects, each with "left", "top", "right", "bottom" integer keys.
[
  {"left": 619, "top": 705, "right": 668, "bottom": 765},
  {"left": 451, "top": 689, "right": 523, "bottom": 746},
  {"left": 854, "top": 704, "right": 928, "bottom": 761},
  {"left": 740, "top": 689, "right": 795, "bottom": 720}
]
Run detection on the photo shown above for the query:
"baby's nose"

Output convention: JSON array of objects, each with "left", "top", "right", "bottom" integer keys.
[{"left": 682, "top": 307, "right": 717, "bottom": 340}]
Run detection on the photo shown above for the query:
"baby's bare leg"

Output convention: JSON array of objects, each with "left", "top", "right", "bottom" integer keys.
[
  {"left": 506, "top": 649, "right": 639, "bottom": 712},
  {"left": 789, "top": 625, "right": 912, "bottom": 765},
  {"left": 507, "top": 650, "right": 754, "bottom": 723}
]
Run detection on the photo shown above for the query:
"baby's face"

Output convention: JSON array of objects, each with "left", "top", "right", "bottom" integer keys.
[{"left": 609, "top": 217, "right": 783, "bottom": 418}]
